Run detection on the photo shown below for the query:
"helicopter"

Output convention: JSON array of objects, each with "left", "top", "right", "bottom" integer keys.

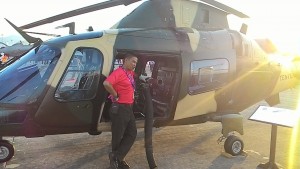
[
  {"left": 0, "top": 43, "right": 32, "bottom": 64},
  {"left": 1, "top": 0, "right": 300, "bottom": 166},
  {"left": 0, "top": 21, "right": 62, "bottom": 70}
]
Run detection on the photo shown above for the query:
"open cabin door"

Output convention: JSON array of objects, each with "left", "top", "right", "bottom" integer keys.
[{"left": 98, "top": 51, "right": 181, "bottom": 131}]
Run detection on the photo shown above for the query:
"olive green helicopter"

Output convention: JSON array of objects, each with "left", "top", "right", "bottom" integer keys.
[{"left": 0, "top": 0, "right": 299, "bottom": 167}]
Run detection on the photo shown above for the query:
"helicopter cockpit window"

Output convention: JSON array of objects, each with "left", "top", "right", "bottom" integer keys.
[
  {"left": 189, "top": 59, "right": 229, "bottom": 94},
  {"left": 55, "top": 48, "right": 103, "bottom": 101},
  {"left": 0, "top": 44, "right": 61, "bottom": 104}
]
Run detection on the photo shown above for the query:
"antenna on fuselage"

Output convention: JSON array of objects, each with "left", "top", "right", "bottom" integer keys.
[{"left": 240, "top": 23, "right": 248, "bottom": 34}]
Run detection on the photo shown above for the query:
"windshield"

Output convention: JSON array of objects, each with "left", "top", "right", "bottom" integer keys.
[{"left": 0, "top": 44, "right": 61, "bottom": 104}]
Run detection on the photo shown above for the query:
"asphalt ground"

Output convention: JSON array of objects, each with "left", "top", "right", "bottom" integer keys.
[{"left": 1, "top": 86, "right": 300, "bottom": 169}]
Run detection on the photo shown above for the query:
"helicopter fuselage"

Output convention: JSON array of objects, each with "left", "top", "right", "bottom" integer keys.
[{"left": 0, "top": 28, "right": 299, "bottom": 138}]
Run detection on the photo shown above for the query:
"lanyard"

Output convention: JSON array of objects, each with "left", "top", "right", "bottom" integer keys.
[{"left": 122, "top": 67, "right": 135, "bottom": 90}]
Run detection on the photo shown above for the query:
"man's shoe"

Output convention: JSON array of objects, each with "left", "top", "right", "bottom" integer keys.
[
  {"left": 119, "top": 160, "right": 130, "bottom": 169},
  {"left": 109, "top": 152, "right": 119, "bottom": 169}
]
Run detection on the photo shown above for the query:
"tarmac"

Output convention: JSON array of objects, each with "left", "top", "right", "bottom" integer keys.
[{"left": 1, "top": 86, "right": 300, "bottom": 169}]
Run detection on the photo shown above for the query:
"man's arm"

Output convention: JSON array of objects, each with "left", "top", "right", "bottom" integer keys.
[{"left": 103, "top": 81, "right": 118, "bottom": 98}]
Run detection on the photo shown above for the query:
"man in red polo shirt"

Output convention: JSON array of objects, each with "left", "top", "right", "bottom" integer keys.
[{"left": 103, "top": 53, "right": 138, "bottom": 169}]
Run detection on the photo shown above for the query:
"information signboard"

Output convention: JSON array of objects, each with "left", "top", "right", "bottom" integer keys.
[
  {"left": 249, "top": 105, "right": 298, "bottom": 128},
  {"left": 249, "top": 105, "right": 299, "bottom": 169}
]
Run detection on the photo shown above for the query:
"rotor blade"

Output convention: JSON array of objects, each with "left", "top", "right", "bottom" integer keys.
[
  {"left": 24, "top": 31, "right": 61, "bottom": 37},
  {"left": 200, "top": 0, "right": 249, "bottom": 18},
  {"left": 55, "top": 22, "right": 75, "bottom": 34},
  {"left": 20, "top": 0, "right": 141, "bottom": 29},
  {"left": 4, "top": 18, "right": 42, "bottom": 44}
]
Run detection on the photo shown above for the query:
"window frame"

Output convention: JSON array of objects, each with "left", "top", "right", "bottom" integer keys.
[
  {"left": 188, "top": 59, "right": 230, "bottom": 95},
  {"left": 55, "top": 47, "right": 103, "bottom": 102}
]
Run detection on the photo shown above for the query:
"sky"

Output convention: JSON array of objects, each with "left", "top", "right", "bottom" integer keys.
[{"left": 0, "top": 0, "right": 299, "bottom": 54}]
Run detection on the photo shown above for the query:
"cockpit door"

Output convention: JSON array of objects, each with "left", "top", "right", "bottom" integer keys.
[{"left": 34, "top": 46, "right": 104, "bottom": 129}]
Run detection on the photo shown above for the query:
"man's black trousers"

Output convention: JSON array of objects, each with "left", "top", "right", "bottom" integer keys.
[{"left": 109, "top": 103, "right": 137, "bottom": 160}]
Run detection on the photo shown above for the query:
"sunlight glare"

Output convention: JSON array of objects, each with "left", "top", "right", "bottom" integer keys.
[
  {"left": 268, "top": 53, "right": 295, "bottom": 68},
  {"left": 288, "top": 93, "right": 300, "bottom": 169}
]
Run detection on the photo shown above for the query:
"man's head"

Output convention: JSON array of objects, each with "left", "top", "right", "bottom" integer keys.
[{"left": 123, "top": 53, "right": 138, "bottom": 71}]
